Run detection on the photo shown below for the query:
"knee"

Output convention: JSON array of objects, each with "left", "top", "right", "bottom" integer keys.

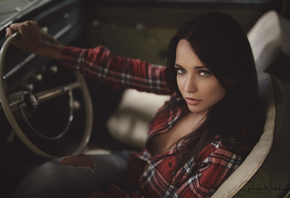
[
  {"left": 12, "top": 157, "right": 96, "bottom": 198},
  {"left": 60, "top": 154, "right": 95, "bottom": 170}
]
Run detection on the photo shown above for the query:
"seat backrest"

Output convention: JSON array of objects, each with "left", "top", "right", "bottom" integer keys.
[{"left": 107, "top": 89, "right": 169, "bottom": 149}]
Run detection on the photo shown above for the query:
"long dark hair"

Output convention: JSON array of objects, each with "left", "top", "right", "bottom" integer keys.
[{"left": 166, "top": 13, "right": 265, "bottom": 184}]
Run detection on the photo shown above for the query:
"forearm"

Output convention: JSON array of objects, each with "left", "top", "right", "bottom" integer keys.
[{"left": 35, "top": 41, "right": 64, "bottom": 60}]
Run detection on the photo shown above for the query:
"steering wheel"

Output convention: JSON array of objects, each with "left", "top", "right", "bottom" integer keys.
[{"left": 0, "top": 32, "right": 93, "bottom": 158}]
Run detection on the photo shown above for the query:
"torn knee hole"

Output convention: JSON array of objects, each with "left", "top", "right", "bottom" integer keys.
[{"left": 60, "top": 154, "right": 95, "bottom": 169}]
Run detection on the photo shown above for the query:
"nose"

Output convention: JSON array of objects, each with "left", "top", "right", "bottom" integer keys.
[{"left": 184, "top": 75, "right": 197, "bottom": 93}]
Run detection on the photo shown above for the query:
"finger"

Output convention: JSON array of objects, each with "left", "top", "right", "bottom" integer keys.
[
  {"left": 24, "top": 20, "right": 39, "bottom": 29},
  {"left": 5, "top": 27, "right": 12, "bottom": 38},
  {"left": 9, "top": 23, "right": 21, "bottom": 31},
  {"left": 29, "top": 20, "right": 38, "bottom": 26},
  {"left": 8, "top": 21, "right": 38, "bottom": 33}
]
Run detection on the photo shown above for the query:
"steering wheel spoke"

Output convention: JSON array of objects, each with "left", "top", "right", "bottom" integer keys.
[
  {"left": 36, "top": 81, "right": 79, "bottom": 103},
  {"left": 7, "top": 91, "right": 27, "bottom": 113}
]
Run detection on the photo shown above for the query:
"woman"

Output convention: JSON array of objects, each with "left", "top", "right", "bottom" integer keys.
[{"left": 7, "top": 13, "right": 265, "bottom": 197}]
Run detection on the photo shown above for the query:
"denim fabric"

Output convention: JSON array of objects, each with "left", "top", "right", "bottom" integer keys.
[{"left": 12, "top": 151, "right": 131, "bottom": 198}]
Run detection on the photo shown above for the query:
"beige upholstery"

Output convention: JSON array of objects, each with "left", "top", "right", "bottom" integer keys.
[
  {"left": 212, "top": 73, "right": 275, "bottom": 197},
  {"left": 107, "top": 89, "right": 169, "bottom": 149}
]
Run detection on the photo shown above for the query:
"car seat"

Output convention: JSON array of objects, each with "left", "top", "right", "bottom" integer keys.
[{"left": 213, "top": 10, "right": 290, "bottom": 198}]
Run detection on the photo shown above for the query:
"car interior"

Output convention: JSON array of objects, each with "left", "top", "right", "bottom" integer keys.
[{"left": 0, "top": 0, "right": 289, "bottom": 197}]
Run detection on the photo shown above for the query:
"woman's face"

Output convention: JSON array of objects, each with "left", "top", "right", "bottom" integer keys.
[{"left": 175, "top": 39, "right": 227, "bottom": 116}]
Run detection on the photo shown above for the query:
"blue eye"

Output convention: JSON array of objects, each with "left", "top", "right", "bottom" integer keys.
[
  {"left": 175, "top": 68, "right": 186, "bottom": 74},
  {"left": 199, "top": 70, "right": 211, "bottom": 77}
]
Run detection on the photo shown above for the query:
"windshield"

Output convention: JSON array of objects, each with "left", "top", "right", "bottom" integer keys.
[
  {"left": 0, "top": 0, "right": 53, "bottom": 31},
  {"left": 0, "top": 0, "right": 38, "bottom": 23}
]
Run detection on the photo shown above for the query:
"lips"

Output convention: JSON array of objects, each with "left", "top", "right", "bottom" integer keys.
[{"left": 185, "top": 97, "right": 201, "bottom": 105}]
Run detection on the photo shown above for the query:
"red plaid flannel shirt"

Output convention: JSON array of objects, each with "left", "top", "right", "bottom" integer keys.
[{"left": 61, "top": 46, "right": 243, "bottom": 197}]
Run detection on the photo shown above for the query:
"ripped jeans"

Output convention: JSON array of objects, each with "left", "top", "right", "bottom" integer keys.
[{"left": 12, "top": 151, "right": 131, "bottom": 198}]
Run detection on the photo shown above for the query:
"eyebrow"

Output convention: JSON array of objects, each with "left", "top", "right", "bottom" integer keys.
[{"left": 174, "top": 63, "right": 206, "bottom": 69}]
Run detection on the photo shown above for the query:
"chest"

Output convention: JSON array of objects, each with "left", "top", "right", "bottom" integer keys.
[{"left": 151, "top": 112, "right": 205, "bottom": 156}]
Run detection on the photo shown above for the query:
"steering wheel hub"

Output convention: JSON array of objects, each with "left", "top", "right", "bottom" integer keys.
[{"left": 23, "top": 91, "right": 39, "bottom": 110}]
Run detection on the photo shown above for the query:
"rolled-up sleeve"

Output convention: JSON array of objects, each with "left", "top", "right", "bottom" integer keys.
[{"left": 60, "top": 46, "right": 170, "bottom": 95}]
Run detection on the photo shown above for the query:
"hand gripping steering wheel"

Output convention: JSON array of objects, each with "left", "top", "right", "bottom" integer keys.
[{"left": 0, "top": 32, "right": 93, "bottom": 158}]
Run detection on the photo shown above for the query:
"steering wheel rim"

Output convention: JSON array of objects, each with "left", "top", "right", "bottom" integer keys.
[{"left": 0, "top": 32, "right": 93, "bottom": 158}]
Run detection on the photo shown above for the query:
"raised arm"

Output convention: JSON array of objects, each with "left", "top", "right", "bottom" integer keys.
[
  {"left": 6, "top": 21, "right": 170, "bottom": 95},
  {"left": 61, "top": 46, "right": 170, "bottom": 94}
]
